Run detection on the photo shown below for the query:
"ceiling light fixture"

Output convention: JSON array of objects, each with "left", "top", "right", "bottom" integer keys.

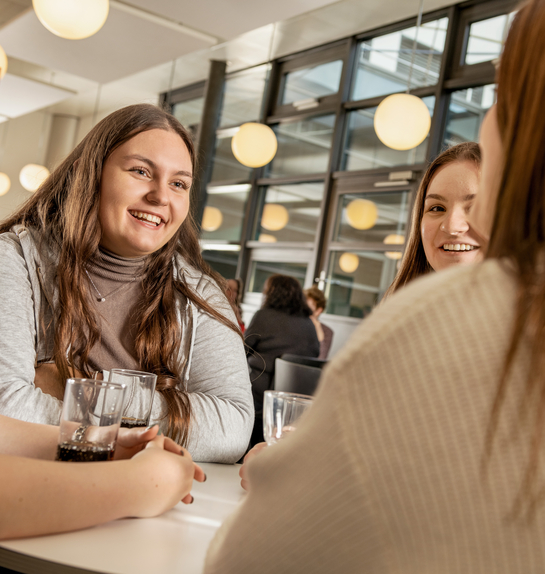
[
  {"left": 19, "top": 163, "right": 50, "bottom": 192},
  {"left": 0, "top": 123, "right": 9, "bottom": 196},
  {"left": 373, "top": 0, "right": 431, "bottom": 151},
  {"left": 261, "top": 203, "right": 289, "bottom": 232},
  {"left": 339, "top": 252, "right": 359, "bottom": 274},
  {"left": 201, "top": 206, "right": 223, "bottom": 232},
  {"left": 345, "top": 198, "right": 378, "bottom": 230},
  {"left": 33, "top": 0, "right": 110, "bottom": 40},
  {"left": 0, "top": 45, "right": 8, "bottom": 79}
]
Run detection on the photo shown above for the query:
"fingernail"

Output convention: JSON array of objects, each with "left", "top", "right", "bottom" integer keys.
[
  {"left": 190, "top": 496, "right": 194, "bottom": 504},
  {"left": 179, "top": 449, "right": 184, "bottom": 456},
  {"left": 145, "top": 424, "right": 157, "bottom": 431},
  {"left": 203, "top": 474, "right": 207, "bottom": 482}
]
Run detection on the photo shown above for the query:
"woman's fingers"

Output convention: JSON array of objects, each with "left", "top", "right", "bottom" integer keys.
[{"left": 117, "top": 425, "right": 159, "bottom": 448}]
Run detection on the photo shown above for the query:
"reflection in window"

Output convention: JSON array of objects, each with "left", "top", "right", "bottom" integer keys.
[
  {"left": 443, "top": 85, "right": 495, "bottom": 146},
  {"left": 325, "top": 251, "right": 397, "bottom": 317},
  {"left": 201, "top": 184, "right": 251, "bottom": 242},
  {"left": 343, "top": 97, "right": 434, "bottom": 171},
  {"left": 267, "top": 114, "right": 336, "bottom": 178},
  {"left": 172, "top": 97, "right": 204, "bottom": 139},
  {"left": 248, "top": 261, "right": 308, "bottom": 293},
  {"left": 219, "top": 65, "right": 269, "bottom": 129},
  {"left": 210, "top": 129, "right": 252, "bottom": 183},
  {"left": 254, "top": 182, "right": 325, "bottom": 243},
  {"left": 351, "top": 18, "right": 448, "bottom": 101},
  {"left": 464, "top": 13, "right": 515, "bottom": 65},
  {"left": 202, "top": 249, "right": 240, "bottom": 279},
  {"left": 281, "top": 60, "right": 344, "bottom": 106},
  {"left": 334, "top": 191, "right": 410, "bottom": 244}
]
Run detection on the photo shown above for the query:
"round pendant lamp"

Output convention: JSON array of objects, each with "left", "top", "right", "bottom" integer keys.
[
  {"left": 0, "top": 45, "right": 8, "bottom": 79},
  {"left": 261, "top": 203, "right": 289, "bottom": 231},
  {"left": 33, "top": 0, "right": 109, "bottom": 40},
  {"left": 258, "top": 233, "right": 277, "bottom": 243},
  {"left": 231, "top": 123, "right": 278, "bottom": 168},
  {"left": 374, "top": 94, "right": 431, "bottom": 151},
  {"left": 346, "top": 199, "right": 378, "bottom": 230},
  {"left": 339, "top": 252, "right": 359, "bottom": 274},
  {"left": 384, "top": 233, "right": 405, "bottom": 259},
  {"left": 19, "top": 164, "right": 50, "bottom": 192},
  {"left": 0, "top": 173, "right": 10, "bottom": 196},
  {"left": 201, "top": 206, "right": 223, "bottom": 232}
]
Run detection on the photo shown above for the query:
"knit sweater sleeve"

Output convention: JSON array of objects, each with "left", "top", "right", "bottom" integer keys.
[{"left": 0, "top": 234, "right": 63, "bottom": 424}]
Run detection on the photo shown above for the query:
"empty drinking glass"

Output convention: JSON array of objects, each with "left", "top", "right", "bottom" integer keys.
[
  {"left": 108, "top": 369, "right": 157, "bottom": 429},
  {"left": 263, "top": 390, "right": 314, "bottom": 446}
]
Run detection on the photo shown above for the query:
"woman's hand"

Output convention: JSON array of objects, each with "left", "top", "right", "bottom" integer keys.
[
  {"left": 114, "top": 424, "right": 181, "bottom": 460},
  {"left": 239, "top": 442, "right": 267, "bottom": 491},
  {"left": 130, "top": 435, "right": 206, "bottom": 515}
]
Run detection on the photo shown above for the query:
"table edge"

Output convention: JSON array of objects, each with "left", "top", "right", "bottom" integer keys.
[{"left": 0, "top": 546, "right": 104, "bottom": 574}]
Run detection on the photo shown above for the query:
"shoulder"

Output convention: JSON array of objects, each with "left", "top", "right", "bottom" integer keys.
[
  {"left": 329, "top": 259, "right": 516, "bottom": 378},
  {"left": 174, "top": 254, "right": 225, "bottom": 301}
]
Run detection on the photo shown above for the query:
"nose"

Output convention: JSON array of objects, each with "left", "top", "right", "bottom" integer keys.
[
  {"left": 145, "top": 178, "right": 169, "bottom": 206},
  {"left": 440, "top": 207, "right": 469, "bottom": 236}
]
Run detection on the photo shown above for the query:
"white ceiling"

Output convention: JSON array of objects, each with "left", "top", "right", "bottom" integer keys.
[{"left": 0, "top": 0, "right": 462, "bottom": 121}]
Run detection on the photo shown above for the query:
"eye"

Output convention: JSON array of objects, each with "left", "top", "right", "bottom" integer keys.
[
  {"left": 428, "top": 205, "right": 446, "bottom": 213},
  {"left": 130, "top": 166, "right": 150, "bottom": 177},
  {"left": 171, "top": 180, "right": 190, "bottom": 192}
]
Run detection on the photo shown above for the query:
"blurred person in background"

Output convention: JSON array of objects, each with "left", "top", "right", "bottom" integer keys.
[
  {"left": 304, "top": 286, "right": 334, "bottom": 360},
  {"left": 245, "top": 274, "right": 319, "bottom": 446}
]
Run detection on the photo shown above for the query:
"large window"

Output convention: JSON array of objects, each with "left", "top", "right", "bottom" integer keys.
[{"left": 165, "top": 0, "right": 517, "bottom": 324}]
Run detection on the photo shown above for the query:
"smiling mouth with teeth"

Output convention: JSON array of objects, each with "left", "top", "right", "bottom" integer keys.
[
  {"left": 129, "top": 210, "right": 163, "bottom": 226},
  {"left": 441, "top": 244, "right": 479, "bottom": 252}
]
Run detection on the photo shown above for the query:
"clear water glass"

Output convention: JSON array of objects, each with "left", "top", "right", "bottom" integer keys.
[{"left": 263, "top": 390, "right": 314, "bottom": 446}]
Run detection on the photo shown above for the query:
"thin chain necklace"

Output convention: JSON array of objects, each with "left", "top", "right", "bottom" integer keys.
[{"left": 85, "top": 269, "right": 137, "bottom": 303}]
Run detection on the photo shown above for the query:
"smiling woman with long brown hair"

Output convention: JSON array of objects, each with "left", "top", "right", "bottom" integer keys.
[
  {"left": 204, "top": 1, "right": 545, "bottom": 571},
  {"left": 0, "top": 104, "right": 253, "bottom": 462}
]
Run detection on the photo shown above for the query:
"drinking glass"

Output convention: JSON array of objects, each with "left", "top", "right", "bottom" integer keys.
[
  {"left": 56, "top": 378, "right": 127, "bottom": 462},
  {"left": 263, "top": 390, "right": 314, "bottom": 446},
  {"left": 108, "top": 369, "right": 157, "bottom": 429}
]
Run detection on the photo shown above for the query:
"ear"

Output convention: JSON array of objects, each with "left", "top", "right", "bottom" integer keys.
[{"left": 315, "top": 307, "right": 324, "bottom": 318}]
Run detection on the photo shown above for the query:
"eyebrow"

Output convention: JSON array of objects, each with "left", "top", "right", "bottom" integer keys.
[
  {"left": 425, "top": 193, "right": 476, "bottom": 202},
  {"left": 122, "top": 154, "right": 192, "bottom": 178}
]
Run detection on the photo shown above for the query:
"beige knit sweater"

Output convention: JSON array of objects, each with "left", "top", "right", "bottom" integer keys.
[{"left": 204, "top": 259, "right": 545, "bottom": 573}]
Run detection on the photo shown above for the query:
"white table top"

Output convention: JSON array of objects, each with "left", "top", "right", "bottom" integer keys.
[{"left": 0, "top": 462, "right": 244, "bottom": 574}]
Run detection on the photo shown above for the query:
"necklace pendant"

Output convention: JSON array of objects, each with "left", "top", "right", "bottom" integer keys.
[{"left": 98, "top": 297, "right": 106, "bottom": 302}]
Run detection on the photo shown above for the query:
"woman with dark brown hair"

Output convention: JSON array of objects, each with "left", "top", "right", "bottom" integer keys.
[
  {"left": 0, "top": 104, "right": 253, "bottom": 463},
  {"left": 385, "top": 141, "right": 482, "bottom": 297},
  {"left": 204, "top": 1, "right": 545, "bottom": 571}
]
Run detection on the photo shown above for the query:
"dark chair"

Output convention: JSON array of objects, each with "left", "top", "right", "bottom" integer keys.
[
  {"left": 273, "top": 357, "right": 323, "bottom": 396},
  {"left": 280, "top": 354, "right": 328, "bottom": 370}
]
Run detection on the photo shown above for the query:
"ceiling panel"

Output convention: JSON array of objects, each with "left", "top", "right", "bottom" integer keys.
[
  {"left": 0, "top": 8, "right": 212, "bottom": 84},
  {"left": 0, "top": 73, "right": 74, "bottom": 118}
]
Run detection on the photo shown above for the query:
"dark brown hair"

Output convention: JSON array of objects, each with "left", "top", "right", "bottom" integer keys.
[
  {"left": 0, "top": 103, "right": 238, "bottom": 444},
  {"left": 304, "top": 286, "right": 327, "bottom": 311},
  {"left": 385, "top": 142, "right": 481, "bottom": 297},
  {"left": 483, "top": 0, "right": 545, "bottom": 517},
  {"left": 263, "top": 274, "right": 312, "bottom": 317}
]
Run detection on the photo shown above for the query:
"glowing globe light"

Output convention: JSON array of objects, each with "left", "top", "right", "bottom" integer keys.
[
  {"left": 385, "top": 251, "right": 403, "bottom": 260},
  {"left": 231, "top": 123, "right": 278, "bottom": 168},
  {"left": 201, "top": 206, "right": 223, "bottom": 232},
  {"left": 33, "top": 0, "right": 109, "bottom": 40},
  {"left": 384, "top": 233, "right": 405, "bottom": 260},
  {"left": 339, "top": 252, "right": 359, "bottom": 274},
  {"left": 19, "top": 164, "right": 50, "bottom": 192},
  {"left": 0, "top": 172, "right": 10, "bottom": 196},
  {"left": 258, "top": 233, "right": 277, "bottom": 243},
  {"left": 346, "top": 199, "right": 378, "bottom": 230},
  {"left": 261, "top": 203, "right": 289, "bottom": 231},
  {"left": 374, "top": 93, "right": 431, "bottom": 151},
  {"left": 0, "top": 45, "right": 8, "bottom": 79}
]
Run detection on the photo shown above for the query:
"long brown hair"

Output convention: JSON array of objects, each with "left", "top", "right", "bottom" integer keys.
[
  {"left": 385, "top": 142, "right": 481, "bottom": 297},
  {"left": 483, "top": 0, "right": 545, "bottom": 517},
  {"left": 0, "top": 104, "right": 238, "bottom": 444}
]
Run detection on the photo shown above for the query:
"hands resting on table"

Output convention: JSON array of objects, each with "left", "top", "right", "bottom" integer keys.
[{"left": 239, "top": 442, "right": 267, "bottom": 491}]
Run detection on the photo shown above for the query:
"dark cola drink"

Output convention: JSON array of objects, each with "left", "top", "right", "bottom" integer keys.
[
  {"left": 56, "top": 440, "right": 114, "bottom": 462},
  {"left": 120, "top": 417, "right": 148, "bottom": 429}
]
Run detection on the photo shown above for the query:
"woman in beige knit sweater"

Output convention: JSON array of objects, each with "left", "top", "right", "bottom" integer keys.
[{"left": 204, "top": 1, "right": 545, "bottom": 572}]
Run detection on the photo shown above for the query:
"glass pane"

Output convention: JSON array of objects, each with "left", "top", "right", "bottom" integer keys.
[
  {"left": 202, "top": 249, "right": 240, "bottom": 280},
  {"left": 248, "top": 261, "right": 308, "bottom": 293},
  {"left": 325, "top": 250, "right": 398, "bottom": 318},
  {"left": 443, "top": 85, "right": 495, "bottom": 147},
  {"left": 201, "top": 184, "right": 251, "bottom": 241},
  {"left": 334, "top": 191, "right": 410, "bottom": 244},
  {"left": 281, "top": 60, "right": 344, "bottom": 105},
  {"left": 210, "top": 132, "right": 252, "bottom": 183},
  {"left": 351, "top": 18, "right": 448, "bottom": 101},
  {"left": 342, "top": 96, "right": 434, "bottom": 171},
  {"left": 254, "top": 182, "right": 325, "bottom": 243},
  {"left": 464, "top": 13, "right": 515, "bottom": 65},
  {"left": 219, "top": 65, "right": 269, "bottom": 129},
  {"left": 267, "top": 114, "right": 336, "bottom": 178},
  {"left": 172, "top": 97, "right": 204, "bottom": 139}
]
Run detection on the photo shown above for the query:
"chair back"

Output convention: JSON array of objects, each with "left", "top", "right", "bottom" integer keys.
[
  {"left": 274, "top": 358, "right": 323, "bottom": 396},
  {"left": 280, "top": 354, "right": 328, "bottom": 369}
]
